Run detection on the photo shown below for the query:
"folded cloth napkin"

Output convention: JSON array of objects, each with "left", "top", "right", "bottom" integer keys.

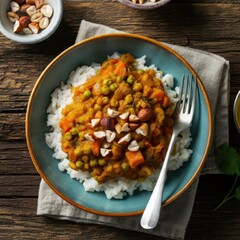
[{"left": 37, "top": 20, "right": 230, "bottom": 239}]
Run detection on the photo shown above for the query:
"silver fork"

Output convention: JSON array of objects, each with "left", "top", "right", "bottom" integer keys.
[{"left": 140, "top": 74, "right": 197, "bottom": 230}]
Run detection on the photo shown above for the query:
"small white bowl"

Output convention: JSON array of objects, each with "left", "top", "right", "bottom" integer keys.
[
  {"left": 117, "top": 0, "right": 171, "bottom": 10},
  {"left": 0, "top": 0, "right": 63, "bottom": 44}
]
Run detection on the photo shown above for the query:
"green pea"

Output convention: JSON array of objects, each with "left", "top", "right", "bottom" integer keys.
[
  {"left": 127, "top": 75, "right": 134, "bottom": 85},
  {"left": 110, "top": 83, "right": 118, "bottom": 92},
  {"left": 74, "top": 147, "right": 82, "bottom": 156},
  {"left": 124, "top": 94, "right": 133, "bottom": 104},
  {"left": 78, "top": 116, "right": 85, "bottom": 124},
  {"left": 103, "top": 79, "right": 112, "bottom": 86},
  {"left": 78, "top": 132, "right": 85, "bottom": 141},
  {"left": 116, "top": 76, "right": 122, "bottom": 83},
  {"left": 110, "top": 98, "right": 119, "bottom": 108},
  {"left": 76, "top": 160, "right": 83, "bottom": 168},
  {"left": 83, "top": 146, "right": 92, "bottom": 155},
  {"left": 121, "top": 162, "right": 129, "bottom": 172},
  {"left": 83, "top": 89, "right": 92, "bottom": 99},
  {"left": 64, "top": 132, "right": 72, "bottom": 140},
  {"left": 137, "top": 69, "right": 145, "bottom": 74},
  {"left": 94, "top": 104, "right": 101, "bottom": 111},
  {"left": 102, "top": 96, "right": 109, "bottom": 105},
  {"left": 101, "top": 85, "right": 110, "bottom": 95},
  {"left": 98, "top": 158, "right": 106, "bottom": 166},
  {"left": 90, "top": 159, "right": 98, "bottom": 167},
  {"left": 70, "top": 127, "right": 78, "bottom": 135}
]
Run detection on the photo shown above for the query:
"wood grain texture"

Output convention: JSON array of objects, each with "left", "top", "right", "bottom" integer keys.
[{"left": 0, "top": 0, "right": 240, "bottom": 239}]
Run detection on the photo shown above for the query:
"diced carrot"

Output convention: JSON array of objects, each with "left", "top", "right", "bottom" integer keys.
[
  {"left": 68, "top": 149, "right": 78, "bottom": 162},
  {"left": 108, "top": 58, "right": 118, "bottom": 64},
  {"left": 91, "top": 141, "right": 100, "bottom": 156},
  {"left": 102, "top": 64, "right": 114, "bottom": 77},
  {"left": 143, "top": 85, "right": 153, "bottom": 97},
  {"left": 125, "top": 150, "right": 144, "bottom": 168},
  {"left": 162, "top": 95, "right": 170, "bottom": 107},
  {"left": 151, "top": 88, "right": 165, "bottom": 100},
  {"left": 114, "top": 61, "right": 127, "bottom": 77},
  {"left": 94, "top": 110, "right": 103, "bottom": 119},
  {"left": 59, "top": 119, "right": 73, "bottom": 133},
  {"left": 62, "top": 142, "right": 69, "bottom": 152}
]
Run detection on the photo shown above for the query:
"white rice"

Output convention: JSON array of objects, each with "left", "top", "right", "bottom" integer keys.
[{"left": 45, "top": 52, "right": 192, "bottom": 199}]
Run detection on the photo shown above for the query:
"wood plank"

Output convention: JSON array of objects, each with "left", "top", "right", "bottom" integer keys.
[
  {"left": 0, "top": 114, "right": 26, "bottom": 141},
  {"left": 0, "top": 142, "right": 36, "bottom": 175},
  {"left": 0, "top": 175, "right": 40, "bottom": 197}
]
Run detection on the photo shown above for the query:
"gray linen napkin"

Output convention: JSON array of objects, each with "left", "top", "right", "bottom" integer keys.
[{"left": 37, "top": 20, "right": 230, "bottom": 239}]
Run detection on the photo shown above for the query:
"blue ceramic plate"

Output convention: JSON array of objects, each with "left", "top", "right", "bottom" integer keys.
[{"left": 26, "top": 33, "right": 212, "bottom": 216}]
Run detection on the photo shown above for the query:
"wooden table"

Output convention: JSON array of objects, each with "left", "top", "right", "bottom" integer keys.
[{"left": 1, "top": 0, "right": 240, "bottom": 239}]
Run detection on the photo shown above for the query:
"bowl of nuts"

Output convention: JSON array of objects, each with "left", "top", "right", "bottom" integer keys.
[
  {"left": 0, "top": 0, "right": 63, "bottom": 44},
  {"left": 117, "top": 0, "right": 171, "bottom": 9}
]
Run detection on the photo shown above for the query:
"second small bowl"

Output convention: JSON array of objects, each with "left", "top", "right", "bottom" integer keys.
[{"left": 117, "top": 0, "right": 171, "bottom": 10}]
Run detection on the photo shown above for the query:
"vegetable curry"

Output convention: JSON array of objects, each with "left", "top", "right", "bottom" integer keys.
[{"left": 60, "top": 53, "right": 175, "bottom": 183}]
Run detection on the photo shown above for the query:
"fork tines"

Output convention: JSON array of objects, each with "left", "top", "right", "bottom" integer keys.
[{"left": 178, "top": 74, "right": 197, "bottom": 115}]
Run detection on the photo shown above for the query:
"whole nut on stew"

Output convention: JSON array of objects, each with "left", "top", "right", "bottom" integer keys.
[
  {"left": 7, "top": 11, "right": 19, "bottom": 23},
  {"left": 100, "top": 117, "right": 115, "bottom": 130},
  {"left": 137, "top": 108, "right": 153, "bottom": 122},
  {"left": 39, "top": 16, "right": 49, "bottom": 29}
]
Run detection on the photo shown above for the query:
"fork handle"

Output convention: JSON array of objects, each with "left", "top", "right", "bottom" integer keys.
[{"left": 140, "top": 131, "right": 178, "bottom": 229}]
